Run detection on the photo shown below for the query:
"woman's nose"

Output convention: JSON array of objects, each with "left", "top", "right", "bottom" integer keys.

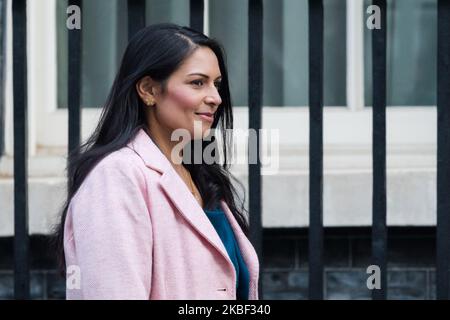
[{"left": 205, "top": 86, "right": 222, "bottom": 106}]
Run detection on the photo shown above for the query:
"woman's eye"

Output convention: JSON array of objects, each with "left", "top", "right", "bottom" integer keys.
[
  {"left": 191, "top": 80, "right": 204, "bottom": 87},
  {"left": 191, "top": 79, "right": 221, "bottom": 90}
]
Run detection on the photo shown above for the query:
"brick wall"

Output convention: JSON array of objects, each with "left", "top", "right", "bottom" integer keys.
[
  {"left": 0, "top": 236, "right": 65, "bottom": 299},
  {"left": 262, "top": 227, "right": 438, "bottom": 299},
  {"left": 0, "top": 227, "right": 441, "bottom": 299}
]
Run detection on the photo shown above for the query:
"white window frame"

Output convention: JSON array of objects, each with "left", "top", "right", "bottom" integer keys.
[{"left": 0, "top": 0, "right": 437, "bottom": 178}]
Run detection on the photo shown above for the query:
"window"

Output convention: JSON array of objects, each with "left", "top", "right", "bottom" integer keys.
[
  {"left": 364, "top": 0, "right": 437, "bottom": 106},
  {"left": 56, "top": 0, "right": 189, "bottom": 109},
  {"left": 57, "top": 0, "right": 128, "bottom": 109},
  {"left": 209, "top": 0, "right": 346, "bottom": 107},
  {"left": 56, "top": 0, "right": 347, "bottom": 109}
]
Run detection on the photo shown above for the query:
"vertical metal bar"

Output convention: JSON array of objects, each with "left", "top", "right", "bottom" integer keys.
[
  {"left": 371, "top": 0, "right": 387, "bottom": 300},
  {"left": 437, "top": 0, "right": 450, "bottom": 300},
  {"left": 12, "top": 0, "right": 29, "bottom": 300},
  {"left": 190, "top": 0, "right": 204, "bottom": 33},
  {"left": 248, "top": 0, "right": 263, "bottom": 300},
  {"left": 128, "top": 0, "right": 146, "bottom": 40},
  {"left": 68, "top": 0, "right": 82, "bottom": 177},
  {"left": 308, "top": 0, "right": 324, "bottom": 300},
  {"left": 0, "top": 0, "right": 6, "bottom": 156}
]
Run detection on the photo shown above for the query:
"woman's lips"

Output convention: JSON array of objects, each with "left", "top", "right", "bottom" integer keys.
[{"left": 195, "top": 112, "right": 214, "bottom": 122}]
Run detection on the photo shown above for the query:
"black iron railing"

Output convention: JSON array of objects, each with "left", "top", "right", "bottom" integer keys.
[
  {"left": 371, "top": 0, "right": 387, "bottom": 300},
  {"left": 308, "top": 0, "right": 324, "bottom": 301},
  {"left": 12, "top": 0, "right": 29, "bottom": 300},
  {"left": 248, "top": 0, "right": 264, "bottom": 300},
  {"left": 68, "top": 0, "right": 82, "bottom": 175},
  {"left": 437, "top": 0, "right": 450, "bottom": 301}
]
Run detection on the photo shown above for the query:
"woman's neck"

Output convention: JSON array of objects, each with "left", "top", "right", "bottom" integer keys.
[{"left": 145, "top": 122, "right": 188, "bottom": 170}]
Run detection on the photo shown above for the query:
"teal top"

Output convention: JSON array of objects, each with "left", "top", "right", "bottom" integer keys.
[{"left": 204, "top": 205, "right": 250, "bottom": 300}]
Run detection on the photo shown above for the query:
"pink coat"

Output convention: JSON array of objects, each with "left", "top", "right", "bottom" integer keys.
[{"left": 64, "top": 128, "right": 260, "bottom": 300}]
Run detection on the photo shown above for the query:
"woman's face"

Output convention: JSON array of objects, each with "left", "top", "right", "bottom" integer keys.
[{"left": 151, "top": 46, "right": 223, "bottom": 140}]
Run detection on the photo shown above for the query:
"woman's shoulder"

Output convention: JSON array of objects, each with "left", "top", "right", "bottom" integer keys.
[
  {"left": 92, "top": 148, "right": 145, "bottom": 178},
  {"left": 71, "top": 147, "right": 149, "bottom": 201},
  {"left": 65, "top": 147, "right": 153, "bottom": 247}
]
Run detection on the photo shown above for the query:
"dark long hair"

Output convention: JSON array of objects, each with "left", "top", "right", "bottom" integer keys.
[{"left": 52, "top": 23, "right": 248, "bottom": 273}]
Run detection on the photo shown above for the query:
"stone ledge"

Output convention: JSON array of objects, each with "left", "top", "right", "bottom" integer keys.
[{"left": 0, "top": 169, "right": 437, "bottom": 236}]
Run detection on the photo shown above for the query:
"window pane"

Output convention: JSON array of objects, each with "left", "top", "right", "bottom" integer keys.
[
  {"left": 324, "top": 0, "right": 347, "bottom": 106},
  {"left": 145, "top": 0, "right": 189, "bottom": 25},
  {"left": 209, "top": 0, "right": 248, "bottom": 106},
  {"left": 57, "top": 0, "right": 346, "bottom": 109},
  {"left": 57, "top": 0, "right": 188, "bottom": 109},
  {"left": 57, "top": 0, "right": 127, "bottom": 109},
  {"left": 209, "top": 0, "right": 346, "bottom": 106},
  {"left": 364, "top": 0, "right": 437, "bottom": 106}
]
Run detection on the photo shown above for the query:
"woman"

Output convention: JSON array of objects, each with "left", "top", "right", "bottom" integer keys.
[{"left": 53, "top": 23, "right": 259, "bottom": 300}]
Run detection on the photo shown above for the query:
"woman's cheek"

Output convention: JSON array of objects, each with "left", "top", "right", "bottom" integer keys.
[{"left": 170, "top": 87, "right": 197, "bottom": 109}]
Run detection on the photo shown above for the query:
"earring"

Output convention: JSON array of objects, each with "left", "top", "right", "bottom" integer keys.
[{"left": 146, "top": 97, "right": 155, "bottom": 106}]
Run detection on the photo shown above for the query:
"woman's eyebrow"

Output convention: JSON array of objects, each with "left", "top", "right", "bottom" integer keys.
[{"left": 187, "top": 72, "right": 222, "bottom": 80}]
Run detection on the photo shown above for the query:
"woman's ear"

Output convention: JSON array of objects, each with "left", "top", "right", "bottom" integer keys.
[{"left": 136, "top": 76, "right": 158, "bottom": 106}]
